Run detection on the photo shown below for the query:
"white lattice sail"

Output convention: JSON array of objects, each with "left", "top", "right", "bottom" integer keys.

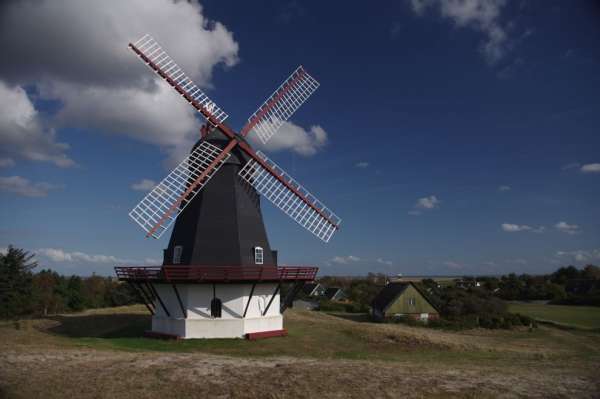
[
  {"left": 131, "top": 34, "right": 229, "bottom": 124},
  {"left": 129, "top": 141, "right": 230, "bottom": 239},
  {"left": 238, "top": 151, "right": 341, "bottom": 242},
  {"left": 242, "top": 66, "right": 319, "bottom": 144}
]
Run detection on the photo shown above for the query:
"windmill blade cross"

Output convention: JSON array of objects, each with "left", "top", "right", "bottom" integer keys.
[
  {"left": 240, "top": 66, "right": 319, "bottom": 143},
  {"left": 129, "top": 141, "right": 232, "bottom": 238},
  {"left": 238, "top": 151, "right": 341, "bottom": 242},
  {"left": 130, "top": 34, "right": 229, "bottom": 125}
]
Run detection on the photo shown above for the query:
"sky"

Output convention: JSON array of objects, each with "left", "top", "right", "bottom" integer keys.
[{"left": 0, "top": 0, "right": 599, "bottom": 277}]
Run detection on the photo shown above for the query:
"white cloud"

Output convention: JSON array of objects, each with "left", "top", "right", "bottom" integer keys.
[
  {"left": 0, "top": 176, "right": 60, "bottom": 197},
  {"left": 498, "top": 185, "right": 511, "bottom": 191},
  {"left": 581, "top": 163, "right": 600, "bottom": 173},
  {"left": 0, "top": 158, "right": 15, "bottom": 168},
  {"left": 0, "top": 82, "right": 74, "bottom": 167},
  {"left": 249, "top": 122, "right": 328, "bottom": 157},
  {"left": 36, "top": 248, "right": 131, "bottom": 264},
  {"left": 331, "top": 255, "right": 361, "bottom": 264},
  {"left": 556, "top": 249, "right": 600, "bottom": 263},
  {"left": 0, "top": 0, "right": 239, "bottom": 167},
  {"left": 444, "top": 261, "right": 464, "bottom": 270},
  {"left": 355, "top": 161, "right": 370, "bottom": 168},
  {"left": 501, "top": 223, "right": 544, "bottom": 233},
  {"left": 416, "top": 195, "right": 440, "bottom": 209},
  {"left": 376, "top": 258, "right": 393, "bottom": 266},
  {"left": 561, "top": 162, "right": 580, "bottom": 171},
  {"left": 409, "top": 0, "right": 510, "bottom": 64},
  {"left": 131, "top": 178, "right": 157, "bottom": 192},
  {"left": 408, "top": 195, "right": 440, "bottom": 215},
  {"left": 555, "top": 221, "right": 580, "bottom": 235}
]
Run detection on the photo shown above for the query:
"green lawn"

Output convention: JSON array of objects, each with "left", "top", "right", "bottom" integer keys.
[{"left": 508, "top": 302, "right": 600, "bottom": 329}]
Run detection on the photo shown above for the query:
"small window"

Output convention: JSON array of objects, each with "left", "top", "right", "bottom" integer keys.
[
  {"left": 254, "top": 246, "right": 264, "bottom": 265},
  {"left": 408, "top": 297, "right": 416, "bottom": 306},
  {"left": 173, "top": 245, "right": 183, "bottom": 264}
]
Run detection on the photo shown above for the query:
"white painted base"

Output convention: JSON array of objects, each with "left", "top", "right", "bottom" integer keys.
[
  {"left": 152, "top": 314, "right": 283, "bottom": 339},
  {"left": 149, "top": 283, "right": 283, "bottom": 339}
]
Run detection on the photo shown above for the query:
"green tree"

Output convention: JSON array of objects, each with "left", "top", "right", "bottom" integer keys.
[{"left": 0, "top": 246, "right": 37, "bottom": 318}]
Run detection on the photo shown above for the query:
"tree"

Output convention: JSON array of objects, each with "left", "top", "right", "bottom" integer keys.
[{"left": 0, "top": 245, "right": 37, "bottom": 318}]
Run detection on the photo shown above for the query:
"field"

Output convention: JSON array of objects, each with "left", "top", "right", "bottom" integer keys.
[
  {"left": 1, "top": 306, "right": 599, "bottom": 398},
  {"left": 508, "top": 302, "right": 600, "bottom": 330}
]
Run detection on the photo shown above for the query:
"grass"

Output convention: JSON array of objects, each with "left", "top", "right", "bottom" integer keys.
[
  {"left": 508, "top": 302, "right": 600, "bottom": 330},
  {"left": 2, "top": 305, "right": 600, "bottom": 398}
]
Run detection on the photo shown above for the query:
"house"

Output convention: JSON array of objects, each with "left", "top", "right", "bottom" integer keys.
[
  {"left": 324, "top": 287, "right": 347, "bottom": 302},
  {"left": 371, "top": 282, "right": 439, "bottom": 322},
  {"left": 302, "top": 282, "right": 326, "bottom": 297}
]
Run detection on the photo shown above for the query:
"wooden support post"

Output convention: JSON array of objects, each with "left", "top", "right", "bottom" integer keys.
[
  {"left": 129, "top": 281, "right": 154, "bottom": 315},
  {"left": 243, "top": 282, "right": 256, "bottom": 318},
  {"left": 263, "top": 283, "right": 280, "bottom": 316},
  {"left": 148, "top": 283, "right": 170, "bottom": 317},
  {"left": 135, "top": 282, "right": 156, "bottom": 312},
  {"left": 171, "top": 284, "right": 186, "bottom": 318}
]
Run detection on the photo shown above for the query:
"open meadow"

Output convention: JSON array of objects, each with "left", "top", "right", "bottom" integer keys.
[
  {"left": 1, "top": 305, "right": 599, "bottom": 399},
  {"left": 508, "top": 302, "right": 600, "bottom": 330}
]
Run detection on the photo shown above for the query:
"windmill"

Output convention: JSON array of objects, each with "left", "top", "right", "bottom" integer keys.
[{"left": 115, "top": 34, "right": 341, "bottom": 339}]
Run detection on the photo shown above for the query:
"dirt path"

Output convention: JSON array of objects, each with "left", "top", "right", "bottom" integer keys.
[{"left": 1, "top": 348, "right": 598, "bottom": 399}]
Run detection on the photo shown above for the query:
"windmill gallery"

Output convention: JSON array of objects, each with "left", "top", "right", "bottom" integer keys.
[{"left": 114, "top": 34, "right": 342, "bottom": 339}]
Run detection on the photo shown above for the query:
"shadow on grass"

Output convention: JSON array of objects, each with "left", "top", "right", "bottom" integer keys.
[{"left": 47, "top": 313, "right": 151, "bottom": 338}]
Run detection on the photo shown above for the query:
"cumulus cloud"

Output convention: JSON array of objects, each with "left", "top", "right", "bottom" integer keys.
[
  {"left": 0, "top": 176, "right": 60, "bottom": 197},
  {"left": 408, "top": 195, "right": 441, "bottom": 215},
  {"left": 444, "top": 261, "right": 464, "bottom": 270},
  {"left": 555, "top": 221, "right": 580, "bottom": 235},
  {"left": 36, "top": 248, "right": 131, "bottom": 264},
  {"left": 416, "top": 195, "right": 440, "bottom": 209},
  {"left": 131, "top": 178, "right": 157, "bottom": 192},
  {"left": 556, "top": 249, "right": 600, "bottom": 263},
  {"left": 0, "top": 82, "right": 74, "bottom": 167},
  {"left": 498, "top": 185, "right": 511, "bottom": 191},
  {"left": 0, "top": 158, "right": 15, "bottom": 168},
  {"left": 331, "top": 255, "right": 361, "bottom": 264},
  {"left": 501, "top": 223, "right": 545, "bottom": 233},
  {"left": 561, "top": 162, "right": 580, "bottom": 171},
  {"left": 409, "top": 0, "right": 511, "bottom": 64},
  {"left": 355, "top": 161, "right": 370, "bottom": 168},
  {"left": 250, "top": 122, "right": 327, "bottom": 157},
  {"left": 0, "top": 0, "right": 239, "bottom": 166},
  {"left": 581, "top": 163, "right": 600, "bottom": 173},
  {"left": 376, "top": 258, "right": 393, "bottom": 266}
]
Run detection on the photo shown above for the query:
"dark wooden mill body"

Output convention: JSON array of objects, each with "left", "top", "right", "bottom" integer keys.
[{"left": 163, "top": 129, "right": 277, "bottom": 267}]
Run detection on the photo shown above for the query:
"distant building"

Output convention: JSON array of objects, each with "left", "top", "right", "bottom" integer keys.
[
  {"left": 454, "top": 279, "right": 481, "bottom": 289},
  {"left": 371, "top": 282, "right": 439, "bottom": 322},
  {"left": 324, "top": 287, "right": 347, "bottom": 302},
  {"left": 302, "top": 282, "right": 326, "bottom": 297}
]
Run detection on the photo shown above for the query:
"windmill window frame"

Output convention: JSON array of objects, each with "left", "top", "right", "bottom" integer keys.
[
  {"left": 173, "top": 245, "right": 183, "bottom": 265},
  {"left": 254, "top": 246, "right": 264, "bottom": 265}
]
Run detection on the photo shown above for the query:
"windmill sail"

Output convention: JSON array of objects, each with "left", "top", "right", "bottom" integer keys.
[
  {"left": 130, "top": 34, "right": 229, "bottom": 124},
  {"left": 129, "top": 141, "right": 231, "bottom": 239},
  {"left": 238, "top": 151, "right": 341, "bottom": 242},
  {"left": 240, "top": 66, "right": 319, "bottom": 143}
]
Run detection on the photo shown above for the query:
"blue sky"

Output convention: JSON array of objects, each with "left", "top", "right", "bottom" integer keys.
[{"left": 0, "top": 0, "right": 599, "bottom": 276}]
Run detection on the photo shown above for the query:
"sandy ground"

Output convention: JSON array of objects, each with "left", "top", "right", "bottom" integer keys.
[
  {"left": 1, "top": 308, "right": 599, "bottom": 398},
  {"left": 1, "top": 347, "right": 599, "bottom": 399}
]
